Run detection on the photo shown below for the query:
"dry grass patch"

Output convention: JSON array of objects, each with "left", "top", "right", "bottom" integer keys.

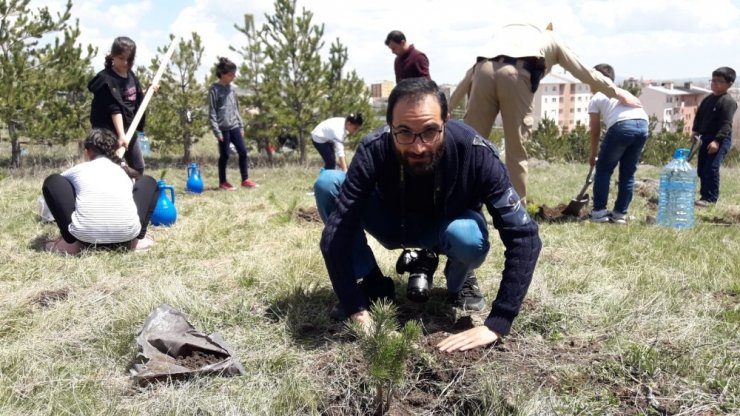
[{"left": 1, "top": 155, "right": 738, "bottom": 415}]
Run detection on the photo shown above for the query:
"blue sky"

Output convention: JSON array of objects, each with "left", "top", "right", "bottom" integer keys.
[{"left": 32, "top": 0, "right": 740, "bottom": 85}]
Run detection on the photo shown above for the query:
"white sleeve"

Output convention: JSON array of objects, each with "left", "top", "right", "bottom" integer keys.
[
  {"left": 333, "top": 138, "right": 345, "bottom": 158},
  {"left": 588, "top": 93, "right": 605, "bottom": 115}
]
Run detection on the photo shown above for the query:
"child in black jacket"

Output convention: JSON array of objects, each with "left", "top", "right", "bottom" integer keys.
[
  {"left": 88, "top": 36, "right": 152, "bottom": 178},
  {"left": 692, "top": 66, "right": 737, "bottom": 206}
]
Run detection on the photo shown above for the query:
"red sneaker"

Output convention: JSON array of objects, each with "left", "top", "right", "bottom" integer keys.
[
  {"left": 241, "top": 179, "right": 259, "bottom": 188},
  {"left": 219, "top": 182, "right": 236, "bottom": 191}
]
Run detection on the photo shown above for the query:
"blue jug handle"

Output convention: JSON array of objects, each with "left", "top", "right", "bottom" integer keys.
[{"left": 164, "top": 185, "right": 175, "bottom": 203}]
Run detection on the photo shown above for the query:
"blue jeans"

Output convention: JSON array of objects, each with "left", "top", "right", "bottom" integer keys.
[
  {"left": 593, "top": 119, "right": 648, "bottom": 214},
  {"left": 314, "top": 170, "right": 490, "bottom": 293},
  {"left": 697, "top": 134, "right": 731, "bottom": 202}
]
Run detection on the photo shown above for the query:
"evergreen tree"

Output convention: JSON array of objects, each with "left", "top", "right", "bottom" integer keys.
[
  {"left": 562, "top": 121, "right": 590, "bottom": 162},
  {"left": 349, "top": 301, "right": 421, "bottom": 415},
  {"left": 0, "top": 0, "right": 94, "bottom": 167},
  {"left": 232, "top": 14, "right": 276, "bottom": 164},
  {"left": 143, "top": 33, "right": 207, "bottom": 163},
  {"left": 30, "top": 24, "right": 95, "bottom": 157},
  {"left": 233, "top": 1, "right": 372, "bottom": 164},
  {"left": 325, "top": 38, "right": 375, "bottom": 147},
  {"left": 526, "top": 116, "right": 561, "bottom": 161},
  {"left": 257, "top": 0, "right": 329, "bottom": 164},
  {"left": 621, "top": 78, "right": 642, "bottom": 98},
  {"left": 642, "top": 117, "right": 689, "bottom": 166}
]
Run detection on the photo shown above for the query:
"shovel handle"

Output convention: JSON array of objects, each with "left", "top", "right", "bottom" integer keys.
[
  {"left": 575, "top": 164, "right": 595, "bottom": 200},
  {"left": 687, "top": 135, "right": 701, "bottom": 162},
  {"left": 118, "top": 36, "right": 179, "bottom": 159}
]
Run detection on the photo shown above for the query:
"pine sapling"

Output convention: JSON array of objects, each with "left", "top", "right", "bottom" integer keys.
[{"left": 348, "top": 300, "right": 421, "bottom": 415}]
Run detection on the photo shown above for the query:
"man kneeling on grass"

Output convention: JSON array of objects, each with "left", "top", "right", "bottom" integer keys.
[{"left": 314, "top": 78, "right": 542, "bottom": 352}]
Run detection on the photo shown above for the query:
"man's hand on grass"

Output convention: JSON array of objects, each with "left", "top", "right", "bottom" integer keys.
[{"left": 436, "top": 326, "right": 499, "bottom": 352}]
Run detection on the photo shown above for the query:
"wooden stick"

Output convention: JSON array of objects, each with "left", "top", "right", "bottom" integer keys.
[{"left": 117, "top": 36, "right": 179, "bottom": 158}]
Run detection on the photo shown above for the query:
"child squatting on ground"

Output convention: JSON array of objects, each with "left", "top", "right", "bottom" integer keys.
[{"left": 41, "top": 129, "right": 159, "bottom": 255}]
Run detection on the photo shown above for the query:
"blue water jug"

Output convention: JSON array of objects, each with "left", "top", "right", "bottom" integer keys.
[
  {"left": 186, "top": 163, "right": 204, "bottom": 193},
  {"left": 151, "top": 179, "right": 177, "bottom": 226},
  {"left": 656, "top": 148, "right": 696, "bottom": 229}
]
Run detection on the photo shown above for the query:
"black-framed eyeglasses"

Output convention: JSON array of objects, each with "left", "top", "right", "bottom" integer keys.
[{"left": 392, "top": 125, "right": 444, "bottom": 145}]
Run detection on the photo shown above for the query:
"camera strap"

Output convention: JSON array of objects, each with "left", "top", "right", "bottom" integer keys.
[{"left": 398, "top": 165, "right": 443, "bottom": 249}]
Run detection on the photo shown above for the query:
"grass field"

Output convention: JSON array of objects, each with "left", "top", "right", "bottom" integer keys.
[{"left": 1, "top": 142, "right": 738, "bottom": 415}]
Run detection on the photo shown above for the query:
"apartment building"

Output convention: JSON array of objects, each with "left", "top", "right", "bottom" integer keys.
[
  {"left": 370, "top": 80, "right": 394, "bottom": 99},
  {"left": 533, "top": 72, "right": 592, "bottom": 131},
  {"left": 639, "top": 82, "right": 710, "bottom": 133},
  {"left": 377, "top": 77, "right": 739, "bottom": 149},
  {"left": 448, "top": 71, "right": 591, "bottom": 130},
  {"left": 438, "top": 83, "right": 457, "bottom": 103}
]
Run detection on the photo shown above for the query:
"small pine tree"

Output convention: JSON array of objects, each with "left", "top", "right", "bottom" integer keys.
[
  {"left": 233, "top": 1, "right": 372, "bottom": 165},
  {"left": 0, "top": 0, "right": 94, "bottom": 167},
  {"left": 526, "top": 116, "right": 561, "bottom": 161},
  {"left": 562, "top": 121, "right": 590, "bottom": 162},
  {"left": 325, "top": 38, "right": 376, "bottom": 147},
  {"left": 259, "top": 0, "right": 328, "bottom": 164},
  {"left": 142, "top": 33, "right": 207, "bottom": 163},
  {"left": 348, "top": 300, "right": 421, "bottom": 415},
  {"left": 232, "top": 14, "right": 276, "bottom": 164}
]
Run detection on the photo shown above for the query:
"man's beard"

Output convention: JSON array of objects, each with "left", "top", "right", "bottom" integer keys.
[{"left": 395, "top": 144, "right": 444, "bottom": 176}]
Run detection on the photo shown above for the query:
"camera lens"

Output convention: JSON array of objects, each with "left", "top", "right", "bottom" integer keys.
[{"left": 407, "top": 272, "right": 430, "bottom": 303}]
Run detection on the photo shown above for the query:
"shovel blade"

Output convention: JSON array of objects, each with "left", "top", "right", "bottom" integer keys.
[{"left": 562, "top": 195, "right": 589, "bottom": 216}]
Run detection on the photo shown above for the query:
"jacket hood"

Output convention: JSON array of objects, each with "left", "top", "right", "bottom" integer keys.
[{"left": 87, "top": 69, "right": 111, "bottom": 93}]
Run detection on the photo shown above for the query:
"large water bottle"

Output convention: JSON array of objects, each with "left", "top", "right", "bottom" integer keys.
[
  {"left": 138, "top": 131, "right": 151, "bottom": 157},
  {"left": 656, "top": 148, "right": 696, "bottom": 229}
]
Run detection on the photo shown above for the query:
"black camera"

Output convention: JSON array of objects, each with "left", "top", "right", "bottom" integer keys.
[{"left": 395, "top": 249, "right": 439, "bottom": 303}]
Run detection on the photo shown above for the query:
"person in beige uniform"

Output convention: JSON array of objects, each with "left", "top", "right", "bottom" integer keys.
[{"left": 449, "top": 23, "right": 641, "bottom": 202}]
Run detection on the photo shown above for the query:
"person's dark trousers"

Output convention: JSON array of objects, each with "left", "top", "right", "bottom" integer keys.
[
  {"left": 133, "top": 175, "right": 159, "bottom": 239},
  {"left": 43, "top": 173, "right": 160, "bottom": 244},
  {"left": 42, "top": 174, "right": 78, "bottom": 243},
  {"left": 312, "top": 140, "right": 336, "bottom": 169},
  {"left": 218, "top": 127, "right": 249, "bottom": 183},
  {"left": 697, "top": 134, "right": 732, "bottom": 202},
  {"left": 124, "top": 133, "right": 145, "bottom": 176}
]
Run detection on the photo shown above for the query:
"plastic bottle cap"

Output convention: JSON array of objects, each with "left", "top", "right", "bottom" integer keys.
[{"left": 675, "top": 148, "right": 690, "bottom": 160}]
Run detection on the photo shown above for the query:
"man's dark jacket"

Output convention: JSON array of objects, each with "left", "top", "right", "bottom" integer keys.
[{"left": 320, "top": 120, "right": 542, "bottom": 336}]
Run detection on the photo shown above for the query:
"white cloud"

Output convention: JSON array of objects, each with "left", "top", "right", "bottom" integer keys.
[{"left": 25, "top": 0, "right": 740, "bottom": 84}]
